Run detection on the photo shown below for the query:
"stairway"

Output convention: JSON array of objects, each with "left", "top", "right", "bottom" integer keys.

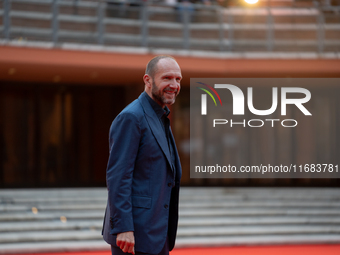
[{"left": 0, "top": 187, "right": 340, "bottom": 253}]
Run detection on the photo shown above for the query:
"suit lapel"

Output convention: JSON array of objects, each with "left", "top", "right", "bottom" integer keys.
[{"left": 138, "top": 93, "right": 173, "bottom": 172}]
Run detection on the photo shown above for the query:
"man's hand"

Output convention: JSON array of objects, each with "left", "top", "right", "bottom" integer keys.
[{"left": 116, "top": 231, "right": 135, "bottom": 254}]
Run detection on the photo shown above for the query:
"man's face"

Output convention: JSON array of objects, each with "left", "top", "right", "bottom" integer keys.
[{"left": 150, "top": 58, "right": 182, "bottom": 108}]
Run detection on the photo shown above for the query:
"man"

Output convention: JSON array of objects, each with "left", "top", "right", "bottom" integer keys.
[{"left": 102, "top": 55, "right": 182, "bottom": 255}]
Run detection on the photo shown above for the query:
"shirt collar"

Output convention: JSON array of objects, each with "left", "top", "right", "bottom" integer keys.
[{"left": 144, "top": 91, "right": 170, "bottom": 119}]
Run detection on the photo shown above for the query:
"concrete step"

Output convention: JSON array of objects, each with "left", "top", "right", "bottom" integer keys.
[
  {"left": 2, "top": 187, "right": 340, "bottom": 199},
  {"left": 0, "top": 230, "right": 102, "bottom": 244},
  {"left": 2, "top": 216, "right": 340, "bottom": 232},
  {"left": 180, "top": 200, "right": 340, "bottom": 208},
  {"left": 0, "top": 204, "right": 106, "bottom": 212},
  {"left": 176, "top": 234, "right": 340, "bottom": 247},
  {"left": 0, "top": 211, "right": 105, "bottom": 222},
  {"left": 0, "top": 240, "right": 108, "bottom": 254},
  {"left": 177, "top": 225, "right": 340, "bottom": 236},
  {"left": 1, "top": 207, "right": 339, "bottom": 222},
  {"left": 1, "top": 216, "right": 340, "bottom": 232},
  {"left": 2, "top": 200, "right": 340, "bottom": 213},
  {"left": 179, "top": 216, "right": 340, "bottom": 226},
  {"left": 0, "top": 220, "right": 102, "bottom": 232},
  {"left": 1, "top": 225, "right": 340, "bottom": 244},
  {"left": 0, "top": 187, "right": 339, "bottom": 253},
  {"left": 179, "top": 208, "right": 340, "bottom": 217}
]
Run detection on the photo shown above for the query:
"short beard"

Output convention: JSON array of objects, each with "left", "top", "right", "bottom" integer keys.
[{"left": 151, "top": 80, "right": 177, "bottom": 106}]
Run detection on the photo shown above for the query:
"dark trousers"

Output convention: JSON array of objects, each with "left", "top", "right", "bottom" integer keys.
[{"left": 111, "top": 236, "right": 169, "bottom": 255}]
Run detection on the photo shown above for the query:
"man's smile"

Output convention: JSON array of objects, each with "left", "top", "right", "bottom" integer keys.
[{"left": 163, "top": 89, "right": 178, "bottom": 96}]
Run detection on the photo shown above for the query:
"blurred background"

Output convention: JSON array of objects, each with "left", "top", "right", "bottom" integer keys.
[{"left": 0, "top": 0, "right": 340, "bottom": 253}]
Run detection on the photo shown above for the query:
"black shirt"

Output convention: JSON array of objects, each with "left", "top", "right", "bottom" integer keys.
[{"left": 144, "top": 92, "right": 176, "bottom": 180}]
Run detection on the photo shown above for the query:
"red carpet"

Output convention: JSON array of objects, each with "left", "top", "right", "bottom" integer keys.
[
  {"left": 172, "top": 244, "right": 340, "bottom": 255},
  {"left": 12, "top": 244, "right": 340, "bottom": 255}
]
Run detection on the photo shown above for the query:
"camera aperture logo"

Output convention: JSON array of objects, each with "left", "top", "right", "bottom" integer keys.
[
  {"left": 197, "top": 82, "right": 223, "bottom": 115},
  {"left": 196, "top": 82, "right": 312, "bottom": 128}
]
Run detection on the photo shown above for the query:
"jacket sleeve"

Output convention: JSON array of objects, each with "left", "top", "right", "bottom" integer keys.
[{"left": 106, "top": 111, "right": 141, "bottom": 235}]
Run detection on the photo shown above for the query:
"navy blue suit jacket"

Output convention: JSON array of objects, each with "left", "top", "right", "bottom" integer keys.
[{"left": 102, "top": 92, "right": 182, "bottom": 254}]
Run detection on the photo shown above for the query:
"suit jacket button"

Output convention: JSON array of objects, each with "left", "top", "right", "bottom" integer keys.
[
  {"left": 164, "top": 204, "right": 168, "bottom": 209},
  {"left": 168, "top": 182, "right": 172, "bottom": 187}
]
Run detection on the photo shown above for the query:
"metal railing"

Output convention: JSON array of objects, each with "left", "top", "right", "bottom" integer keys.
[{"left": 0, "top": 0, "right": 340, "bottom": 53}]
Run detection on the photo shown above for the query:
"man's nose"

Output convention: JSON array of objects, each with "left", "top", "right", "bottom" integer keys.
[{"left": 169, "top": 79, "right": 180, "bottom": 89}]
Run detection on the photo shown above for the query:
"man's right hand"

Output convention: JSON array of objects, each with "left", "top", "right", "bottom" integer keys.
[{"left": 116, "top": 231, "right": 135, "bottom": 254}]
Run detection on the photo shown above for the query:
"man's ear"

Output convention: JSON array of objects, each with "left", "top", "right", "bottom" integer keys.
[{"left": 143, "top": 74, "right": 152, "bottom": 89}]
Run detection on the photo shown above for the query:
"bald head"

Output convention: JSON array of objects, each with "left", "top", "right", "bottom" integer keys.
[
  {"left": 143, "top": 55, "right": 182, "bottom": 108},
  {"left": 145, "top": 55, "right": 177, "bottom": 79}
]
